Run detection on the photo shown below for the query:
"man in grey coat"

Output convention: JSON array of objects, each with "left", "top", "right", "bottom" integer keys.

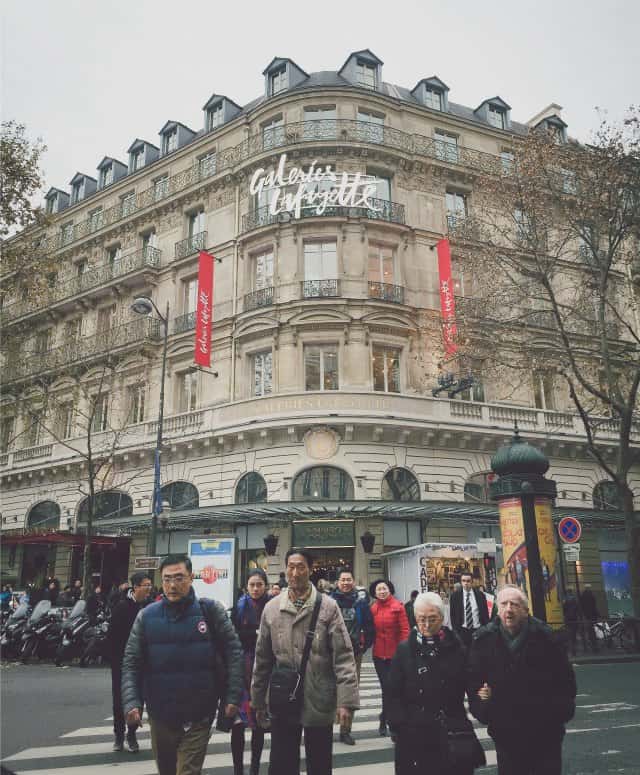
[{"left": 251, "top": 549, "right": 359, "bottom": 775}]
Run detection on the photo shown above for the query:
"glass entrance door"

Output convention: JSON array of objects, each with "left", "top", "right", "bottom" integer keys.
[{"left": 310, "top": 549, "right": 354, "bottom": 585}]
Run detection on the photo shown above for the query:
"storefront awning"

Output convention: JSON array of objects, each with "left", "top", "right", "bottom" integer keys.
[{"left": 1, "top": 530, "right": 130, "bottom": 547}]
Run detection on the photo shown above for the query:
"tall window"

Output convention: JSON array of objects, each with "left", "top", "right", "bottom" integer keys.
[
  {"left": 207, "top": 104, "right": 224, "bottom": 131},
  {"left": 235, "top": 472, "right": 268, "bottom": 504},
  {"left": 425, "top": 88, "right": 443, "bottom": 111},
  {"left": 304, "top": 345, "right": 338, "bottom": 391},
  {"left": 262, "top": 116, "right": 284, "bottom": 151},
  {"left": 121, "top": 192, "right": 136, "bottom": 217},
  {"left": 131, "top": 147, "right": 145, "bottom": 172},
  {"left": 179, "top": 371, "right": 198, "bottom": 413},
  {"left": 253, "top": 251, "right": 274, "bottom": 290},
  {"left": 27, "top": 501, "right": 61, "bottom": 531},
  {"left": 446, "top": 192, "right": 467, "bottom": 228},
  {"left": 434, "top": 130, "right": 458, "bottom": 163},
  {"left": 199, "top": 152, "right": 217, "bottom": 178},
  {"left": 61, "top": 223, "right": 74, "bottom": 246},
  {"left": 71, "top": 180, "right": 84, "bottom": 204},
  {"left": 368, "top": 245, "right": 394, "bottom": 284},
  {"left": 163, "top": 129, "right": 178, "bottom": 154},
  {"left": 161, "top": 481, "right": 199, "bottom": 510},
  {"left": 88, "top": 208, "right": 103, "bottom": 232},
  {"left": 270, "top": 66, "right": 288, "bottom": 95},
  {"left": 188, "top": 210, "right": 205, "bottom": 237},
  {"left": 533, "top": 371, "right": 556, "bottom": 410},
  {"left": 303, "top": 241, "right": 337, "bottom": 292},
  {"left": 464, "top": 472, "right": 493, "bottom": 503},
  {"left": 25, "top": 411, "right": 42, "bottom": 447},
  {"left": 500, "top": 151, "right": 514, "bottom": 174},
  {"left": 457, "top": 358, "right": 485, "bottom": 403},
  {"left": 356, "top": 61, "right": 377, "bottom": 89},
  {"left": 128, "top": 384, "right": 146, "bottom": 424},
  {"left": 253, "top": 351, "right": 273, "bottom": 396},
  {"left": 382, "top": 468, "right": 420, "bottom": 501},
  {"left": 487, "top": 105, "right": 506, "bottom": 129},
  {"left": 97, "top": 305, "right": 116, "bottom": 331},
  {"left": 154, "top": 175, "right": 169, "bottom": 201},
  {"left": 56, "top": 402, "right": 74, "bottom": 440},
  {"left": 0, "top": 416, "right": 15, "bottom": 453},
  {"left": 142, "top": 231, "right": 158, "bottom": 251},
  {"left": 372, "top": 346, "right": 400, "bottom": 392},
  {"left": 34, "top": 329, "right": 52, "bottom": 355},
  {"left": 183, "top": 278, "right": 198, "bottom": 314},
  {"left": 91, "top": 394, "right": 109, "bottom": 432},
  {"left": 303, "top": 106, "right": 337, "bottom": 138},
  {"left": 64, "top": 318, "right": 82, "bottom": 343},
  {"left": 292, "top": 466, "right": 354, "bottom": 500},
  {"left": 368, "top": 175, "right": 391, "bottom": 202},
  {"left": 99, "top": 164, "right": 114, "bottom": 188},
  {"left": 106, "top": 245, "right": 122, "bottom": 266},
  {"left": 357, "top": 110, "right": 384, "bottom": 144}
]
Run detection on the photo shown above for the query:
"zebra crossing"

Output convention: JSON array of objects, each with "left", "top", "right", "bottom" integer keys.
[{"left": 2, "top": 663, "right": 497, "bottom": 774}]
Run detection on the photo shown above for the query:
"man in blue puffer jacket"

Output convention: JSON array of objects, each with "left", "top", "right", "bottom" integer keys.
[{"left": 121, "top": 554, "right": 243, "bottom": 775}]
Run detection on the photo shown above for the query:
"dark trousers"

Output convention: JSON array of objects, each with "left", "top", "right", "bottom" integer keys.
[
  {"left": 268, "top": 719, "right": 332, "bottom": 775},
  {"left": 111, "top": 662, "right": 136, "bottom": 741},
  {"left": 496, "top": 741, "right": 562, "bottom": 775},
  {"left": 457, "top": 626, "right": 478, "bottom": 649},
  {"left": 373, "top": 656, "right": 392, "bottom": 724}
]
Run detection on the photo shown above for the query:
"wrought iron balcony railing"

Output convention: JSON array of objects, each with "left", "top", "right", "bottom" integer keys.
[
  {"left": 1, "top": 246, "right": 161, "bottom": 325},
  {"left": 244, "top": 287, "right": 274, "bottom": 312},
  {"left": 173, "top": 311, "right": 196, "bottom": 334},
  {"left": 175, "top": 231, "right": 207, "bottom": 260},
  {"left": 368, "top": 282, "right": 405, "bottom": 304},
  {"left": 31, "top": 119, "right": 507, "bottom": 256},
  {"left": 242, "top": 197, "right": 405, "bottom": 233},
  {"left": 301, "top": 279, "right": 339, "bottom": 298},
  {"left": 3, "top": 318, "right": 161, "bottom": 386}
]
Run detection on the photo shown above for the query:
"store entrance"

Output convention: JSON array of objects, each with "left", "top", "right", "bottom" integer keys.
[{"left": 310, "top": 549, "right": 354, "bottom": 585}]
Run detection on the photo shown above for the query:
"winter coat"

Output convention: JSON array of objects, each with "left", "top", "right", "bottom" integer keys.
[
  {"left": 121, "top": 587, "right": 243, "bottom": 725},
  {"left": 107, "top": 592, "right": 146, "bottom": 664},
  {"left": 387, "top": 627, "right": 485, "bottom": 772},
  {"left": 232, "top": 592, "right": 269, "bottom": 653},
  {"left": 467, "top": 617, "right": 576, "bottom": 750},
  {"left": 371, "top": 595, "right": 410, "bottom": 660},
  {"left": 331, "top": 589, "right": 375, "bottom": 655},
  {"left": 251, "top": 585, "right": 360, "bottom": 726}
]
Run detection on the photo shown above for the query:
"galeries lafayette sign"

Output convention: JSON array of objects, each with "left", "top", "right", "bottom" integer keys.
[{"left": 249, "top": 153, "right": 381, "bottom": 218}]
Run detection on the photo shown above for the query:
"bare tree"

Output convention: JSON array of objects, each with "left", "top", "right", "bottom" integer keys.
[{"left": 450, "top": 107, "right": 640, "bottom": 615}]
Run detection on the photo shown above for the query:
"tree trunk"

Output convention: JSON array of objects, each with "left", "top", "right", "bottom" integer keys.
[{"left": 622, "top": 485, "right": 640, "bottom": 619}]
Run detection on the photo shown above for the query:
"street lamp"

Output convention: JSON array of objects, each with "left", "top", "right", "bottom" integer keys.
[{"left": 131, "top": 296, "right": 169, "bottom": 558}]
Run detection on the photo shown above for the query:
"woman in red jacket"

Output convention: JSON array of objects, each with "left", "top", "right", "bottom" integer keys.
[{"left": 370, "top": 579, "right": 409, "bottom": 736}]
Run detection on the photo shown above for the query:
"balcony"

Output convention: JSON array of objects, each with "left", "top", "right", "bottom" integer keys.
[
  {"left": 3, "top": 318, "right": 161, "bottom": 386},
  {"left": 244, "top": 287, "right": 274, "bottom": 312},
  {"left": 175, "top": 231, "right": 207, "bottom": 261},
  {"left": 173, "top": 311, "right": 197, "bottom": 334},
  {"left": 368, "top": 282, "right": 405, "bottom": 304},
  {"left": 242, "top": 197, "right": 405, "bottom": 234},
  {"left": 301, "top": 279, "right": 339, "bottom": 299},
  {"left": 1, "top": 246, "right": 161, "bottom": 326}
]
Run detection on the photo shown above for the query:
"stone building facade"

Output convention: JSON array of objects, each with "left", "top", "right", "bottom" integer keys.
[{"left": 1, "top": 50, "right": 637, "bottom": 615}]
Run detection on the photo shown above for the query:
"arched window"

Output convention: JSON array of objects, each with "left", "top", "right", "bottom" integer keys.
[
  {"left": 381, "top": 468, "right": 420, "bottom": 501},
  {"left": 464, "top": 472, "right": 494, "bottom": 504},
  {"left": 292, "top": 466, "right": 354, "bottom": 501},
  {"left": 235, "top": 472, "right": 267, "bottom": 504},
  {"left": 27, "top": 501, "right": 60, "bottom": 531},
  {"left": 78, "top": 491, "right": 133, "bottom": 522},
  {"left": 161, "top": 481, "right": 199, "bottom": 511},
  {"left": 593, "top": 481, "right": 622, "bottom": 511}
]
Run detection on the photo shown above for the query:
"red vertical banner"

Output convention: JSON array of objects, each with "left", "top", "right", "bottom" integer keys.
[
  {"left": 195, "top": 251, "right": 214, "bottom": 367},
  {"left": 436, "top": 238, "right": 457, "bottom": 355}
]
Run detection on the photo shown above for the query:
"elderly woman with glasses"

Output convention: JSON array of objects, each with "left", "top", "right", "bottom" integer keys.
[{"left": 387, "top": 592, "right": 485, "bottom": 774}]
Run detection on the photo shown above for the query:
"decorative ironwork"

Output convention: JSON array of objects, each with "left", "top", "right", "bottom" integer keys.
[
  {"left": 368, "top": 282, "right": 405, "bottom": 304},
  {"left": 301, "top": 279, "right": 339, "bottom": 298},
  {"left": 173, "top": 311, "right": 196, "bottom": 334},
  {"left": 4, "top": 318, "right": 161, "bottom": 386},
  {"left": 244, "top": 287, "right": 274, "bottom": 311},
  {"left": 432, "top": 371, "right": 475, "bottom": 398},
  {"left": 242, "top": 197, "right": 405, "bottom": 234},
  {"left": 175, "top": 231, "right": 207, "bottom": 260}
]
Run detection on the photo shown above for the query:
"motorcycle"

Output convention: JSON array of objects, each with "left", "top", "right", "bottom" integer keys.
[
  {"left": 0, "top": 602, "right": 31, "bottom": 660},
  {"left": 80, "top": 613, "right": 110, "bottom": 666},
  {"left": 20, "top": 600, "right": 53, "bottom": 662},
  {"left": 55, "top": 600, "right": 90, "bottom": 666}
]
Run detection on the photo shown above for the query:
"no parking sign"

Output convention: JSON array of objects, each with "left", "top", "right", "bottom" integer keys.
[{"left": 558, "top": 516, "right": 582, "bottom": 544}]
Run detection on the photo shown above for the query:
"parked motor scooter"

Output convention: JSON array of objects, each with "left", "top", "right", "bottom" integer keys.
[
  {"left": 80, "top": 612, "right": 110, "bottom": 666},
  {"left": 0, "top": 602, "right": 31, "bottom": 660},
  {"left": 20, "top": 600, "right": 52, "bottom": 662},
  {"left": 55, "top": 600, "right": 89, "bottom": 666}
]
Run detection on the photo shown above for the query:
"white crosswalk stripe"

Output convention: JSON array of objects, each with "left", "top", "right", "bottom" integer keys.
[{"left": 2, "top": 664, "right": 498, "bottom": 773}]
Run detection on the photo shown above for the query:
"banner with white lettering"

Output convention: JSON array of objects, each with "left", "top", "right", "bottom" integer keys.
[
  {"left": 195, "top": 250, "right": 214, "bottom": 367},
  {"left": 436, "top": 238, "right": 457, "bottom": 355}
]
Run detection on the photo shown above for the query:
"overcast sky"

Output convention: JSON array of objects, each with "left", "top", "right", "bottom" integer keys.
[{"left": 2, "top": 0, "right": 638, "bottom": 200}]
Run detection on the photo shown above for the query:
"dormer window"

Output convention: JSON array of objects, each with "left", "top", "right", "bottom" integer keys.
[
  {"left": 131, "top": 147, "right": 145, "bottom": 171},
  {"left": 356, "top": 60, "right": 377, "bottom": 89},
  {"left": 163, "top": 128, "right": 178, "bottom": 154},
  {"left": 425, "top": 87, "right": 443, "bottom": 111},
  {"left": 46, "top": 195, "right": 58, "bottom": 215},
  {"left": 487, "top": 104, "right": 506, "bottom": 129},
  {"left": 99, "top": 164, "right": 113, "bottom": 188},
  {"left": 270, "top": 66, "right": 288, "bottom": 95},
  {"left": 207, "top": 104, "right": 224, "bottom": 131},
  {"left": 71, "top": 179, "right": 85, "bottom": 204}
]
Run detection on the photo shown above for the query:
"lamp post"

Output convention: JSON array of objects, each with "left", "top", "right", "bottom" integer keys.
[{"left": 131, "top": 296, "right": 169, "bottom": 558}]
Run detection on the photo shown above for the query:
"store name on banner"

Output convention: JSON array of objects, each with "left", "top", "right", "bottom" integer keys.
[
  {"left": 196, "top": 289, "right": 211, "bottom": 355},
  {"left": 249, "top": 154, "right": 381, "bottom": 218}
]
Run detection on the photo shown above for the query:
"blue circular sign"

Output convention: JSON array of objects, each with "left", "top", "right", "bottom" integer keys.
[{"left": 558, "top": 517, "right": 582, "bottom": 544}]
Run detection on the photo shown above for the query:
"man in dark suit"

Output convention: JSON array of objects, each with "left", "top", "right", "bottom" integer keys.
[{"left": 450, "top": 571, "right": 489, "bottom": 646}]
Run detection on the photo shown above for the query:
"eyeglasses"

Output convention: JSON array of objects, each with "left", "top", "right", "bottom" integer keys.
[
  {"left": 162, "top": 574, "right": 188, "bottom": 585},
  {"left": 415, "top": 616, "right": 441, "bottom": 625}
]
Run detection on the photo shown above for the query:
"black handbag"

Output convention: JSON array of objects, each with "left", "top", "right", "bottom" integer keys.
[
  {"left": 438, "top": 712, "right": 486, "bottom": 769},
  {"left": 269, "top": 595, "right": 322, "bottom": 722}
]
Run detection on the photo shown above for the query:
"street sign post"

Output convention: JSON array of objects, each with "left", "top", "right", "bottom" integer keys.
[
  {"left": 558, "top": 516, "right": 582, "bottom": 544},
  {"left": 562, "top": 543, "right": 581, "bottom": 562}
]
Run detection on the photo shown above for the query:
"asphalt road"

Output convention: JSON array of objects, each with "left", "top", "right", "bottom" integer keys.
[{"left": 1, "top": 659, "right": 639, "bottom": 773}]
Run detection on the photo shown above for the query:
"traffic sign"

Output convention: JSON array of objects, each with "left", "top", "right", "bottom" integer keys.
[
  {"left": 558, "top": 516, "right": 582, "bottom": 544},
  {"left": 562, "top": 543, "right": 580, "bottom": 562}
]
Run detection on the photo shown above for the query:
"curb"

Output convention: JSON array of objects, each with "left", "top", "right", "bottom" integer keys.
[{"left": 571, "top": 654, "right": 640, "bottom": 665}]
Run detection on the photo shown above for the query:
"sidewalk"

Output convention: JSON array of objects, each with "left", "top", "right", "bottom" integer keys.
[{"left": 571, "top": 650, "right": 640, "bottom": 665}]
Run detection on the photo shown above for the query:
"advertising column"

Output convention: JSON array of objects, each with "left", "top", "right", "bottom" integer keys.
[{"left": 188, "top": 537, "right": 235, "bottom": 610}]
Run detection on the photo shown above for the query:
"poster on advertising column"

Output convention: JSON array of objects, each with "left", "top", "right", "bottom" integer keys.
[
  {"left": 188, "top": 537, "right": 235, "bottom": 611},
  {"left": 498, "top": 497, "right": 563, "bottom": 627}
]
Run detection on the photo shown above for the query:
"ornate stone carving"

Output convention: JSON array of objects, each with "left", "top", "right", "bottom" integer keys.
[{"left": 304, "top": 427, "right": 339, "bottom": 460}]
